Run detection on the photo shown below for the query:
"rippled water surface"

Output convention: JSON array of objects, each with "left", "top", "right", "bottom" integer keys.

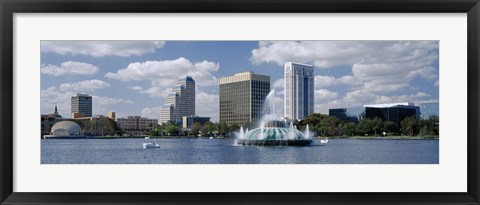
[{"left": 41, "top": 138, "right": 438, "bottom": 164}]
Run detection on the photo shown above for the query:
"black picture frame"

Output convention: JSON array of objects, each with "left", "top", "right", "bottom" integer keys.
[{"left": 1, "top": 0, "right": 479, "bottom": 204}]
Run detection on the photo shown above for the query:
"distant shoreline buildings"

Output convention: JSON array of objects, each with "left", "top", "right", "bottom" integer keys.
[
  {"left": 182, "top": 116, "right": 211, "bottom": 129},
  {"left": 116, "top": 116, "right": 159, "bottom": 135},
  {"left": 328, "top": 102, "right": 439, "bottom": 128},
  {"left": 364, "top": 102, "right": 420, "bottom": 127}
]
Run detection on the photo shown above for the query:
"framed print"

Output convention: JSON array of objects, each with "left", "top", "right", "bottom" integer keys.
[{"left": 1, "top": 0, "right": 479, "bottom": 204}]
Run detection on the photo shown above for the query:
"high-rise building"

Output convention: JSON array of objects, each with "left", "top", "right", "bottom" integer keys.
[
  {"left": 174, "top": 76, "right": 195, "bottom": 118},
  {"left": 284, "top": 62, "right": 314, "bottom": 120},
  {"left": 160, "top": 76, "right": 195, "bottom": 124},
  {"left": 71, "top": 93, "right": 92, "bottom": 118},
  {"left": 364, "top": 102, "right": 420, "bottom": 127},
  {"left": 219, "top": 71, "right": 270, "bottom": 125}
]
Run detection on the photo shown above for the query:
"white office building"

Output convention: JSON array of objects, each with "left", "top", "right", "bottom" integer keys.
[
  {"left": 160, "top": 104, "right": 175, "bottom": 124},
  {"left": 160, "top": 76, "right": 196, "bottom": 124},
  {"left": 284, "top": 62, "right": 314, "bottom": 120}
]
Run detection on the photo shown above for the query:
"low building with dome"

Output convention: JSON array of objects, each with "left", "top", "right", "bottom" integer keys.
[{"left": 44, "top": 121, "right": 85, "bottom": 139}]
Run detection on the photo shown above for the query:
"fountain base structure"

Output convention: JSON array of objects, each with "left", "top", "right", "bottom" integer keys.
[
  {"left": 237, "top": 139, "right": 312, "bottom": 146},
  {"left": 236, "top": 120, "right": 313, "bottom": 146}
]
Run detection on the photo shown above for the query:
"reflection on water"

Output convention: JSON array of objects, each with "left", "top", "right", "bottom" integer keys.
[{"left": 41, "top": 138, "right": 439, "bottom": 164}]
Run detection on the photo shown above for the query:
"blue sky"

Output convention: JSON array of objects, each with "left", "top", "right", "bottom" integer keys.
[{"left": 41, "top": 41, "right": 439, "bottom": 122}]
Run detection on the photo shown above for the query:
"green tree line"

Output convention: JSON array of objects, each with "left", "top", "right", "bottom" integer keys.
[
  {"left": 148, "top": 121, "right": 253, "bottom": 137},
  {"left": 296, "top": 113, "right": 439, "bottom": 137},
  {"left": 74, "top": 113, "right": 438, "bottom": 138},
  {"left": 75, "top": 118, "right": 121, "bottom": 136}
]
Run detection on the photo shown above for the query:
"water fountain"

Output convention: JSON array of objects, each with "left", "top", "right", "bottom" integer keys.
[{"left": 235, "top": 89, "right": 313, "bottom": 146}]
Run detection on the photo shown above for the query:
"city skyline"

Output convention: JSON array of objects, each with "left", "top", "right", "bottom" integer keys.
[{"left": 41, "top": 41, "right": 439, "bottom": 122}]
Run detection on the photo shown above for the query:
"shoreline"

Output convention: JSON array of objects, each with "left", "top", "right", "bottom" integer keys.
[
  {"left": 89, "top": 135, "right": 438, "bottom": 140},
  {"left": 92, "top": 135, "right": 225, "bottom": 139},
  {"left": 321, "top": 136, "right": 438, "bottom": 140}
]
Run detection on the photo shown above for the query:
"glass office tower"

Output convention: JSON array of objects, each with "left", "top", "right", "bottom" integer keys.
[{"left": 284, "top": 62, "right": 314, "bottom": 120}]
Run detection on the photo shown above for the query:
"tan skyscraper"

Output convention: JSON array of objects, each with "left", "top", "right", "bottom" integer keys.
[{"left": 219, "top": 71, "right": 270, "bottom": 125}]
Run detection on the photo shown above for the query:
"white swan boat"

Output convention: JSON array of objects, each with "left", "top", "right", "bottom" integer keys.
[
  {"left": 320, "top": 138, "right": 329, "bottom": 144},
  {"left": 143, "top": 140, "right": 160, "bottom": 149}
]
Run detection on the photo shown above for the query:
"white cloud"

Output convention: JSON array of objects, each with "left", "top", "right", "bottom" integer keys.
[
  {"left": 94, "top": 96, "right": 134, "bottom": 105},
  {"left": 91, "top": 97, "right": 133, "bottom": 117},
  {"left": 315, "top": 89, "right": 339, "bottom": 101},
  {"left": 410, "top": 66, "right": 438, "bottom": 81},
  {"left": 360, "top": 82, "right": 409, "bottom": 94},
  {"left": 128, "top": 85, "right": 144, "bottom": 91},
  {"left": 251, "top": 41, "right": 437, "bottom": 67},
  {"left": 105, "top": 57, "right": 219, "bottom": 88},
  {"left": 59, "top": 79, "right": 110, "bottom": 92},
  {"left": 374, "top": 92, "right": 430, "bottom": 104},
  {"left": 41, "top": 41, "right": 165, "bottom": 57},
  {"left": 351, "top": 63, "right": 437, "bottom": 85},
  {"left": 337, "top": 75, "right": 358, "bottom": 84},
  {"left": 251, "top": 41, "right": 377, "bottom": 68},
  {"left": 41, "top": 61, "right": 99, "bottom": 76},
  {"left": 141, "top": 106, "right": 163, "bottom": 119},
  {"left": 434, "top": 80, "right": 439, "bottom": 87},
  {"left": 314, "top": 76, "right": 337, "bottom": 88},
  {"left": 196, "top": 90, "right": 219, "bottom": 122},
  {"left": 128, "top": 85, "right": 173, "bottom": 98},
  {"left": 314, "top": 75, "right": 362, "bottom": 89},
  {"left": 139, "top": 87, "right": 172, "bottom": 98}
]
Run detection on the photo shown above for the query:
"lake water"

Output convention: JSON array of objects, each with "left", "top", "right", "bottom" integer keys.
[{"left": 41, "top": 138, "right": 439, "bottom": 164}]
